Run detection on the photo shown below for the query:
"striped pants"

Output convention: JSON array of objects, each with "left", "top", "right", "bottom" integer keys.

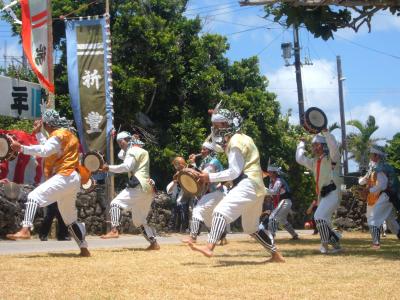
[{"left": 268, "top": 199, "right": 298, "bottom": 238}]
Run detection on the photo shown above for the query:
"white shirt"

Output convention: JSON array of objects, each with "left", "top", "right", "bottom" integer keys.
[
  {"left": 21, "top": 132, "right": 61, "bottom": 158},
  {"left": 265, "top": 179, "right": 283, "bottom": 196},
  {"left": 108, "top": 146, "right": 136, "bottom": 174},
  {"left": 208, "top": 148, "right": 244, "bottom": 182},
  {"left": 166, "top": 180, "right": 185, "bottom": 204},
  {"left": 359, "top": 171, "right": 388, "bottom": 193}
]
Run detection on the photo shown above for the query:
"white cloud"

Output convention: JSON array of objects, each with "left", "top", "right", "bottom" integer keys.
[
  {"left": 371, "top": 11, "right": 400, "bottom": 32},
  {"left": 266, "top": 59, "right": 400, "bottom": 141},
  {"left": 346, "top": 101, "right": 400, "bottom": 142},
  {"left": 266, "top": 59, "right": 340, "bottom": 123},
  {"left": 334, "top": 9, "right": 400, "bottom": 40}
]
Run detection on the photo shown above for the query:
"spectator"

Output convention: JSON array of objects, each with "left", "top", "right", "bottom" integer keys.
[{"left": 39, "top": 202, "right": 70, "bottom": 241}]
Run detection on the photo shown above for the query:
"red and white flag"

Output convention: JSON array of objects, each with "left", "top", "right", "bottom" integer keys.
[
  {"left": 0, "top": 129, "right": 43, "bottom": 184},
  {"left": 21, "top": 0, "right": 54, "bottom": 93}
]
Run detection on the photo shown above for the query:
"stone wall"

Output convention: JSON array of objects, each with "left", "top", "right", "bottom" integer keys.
[
  {"left": 0, "top": 183, "right": 176, "bottom": 237},
  {"left": 1, "top": 183, "right": 381, "bottom": 237},
  {"left": 334, "top": 187, "right": 368, "bottom": 231}
]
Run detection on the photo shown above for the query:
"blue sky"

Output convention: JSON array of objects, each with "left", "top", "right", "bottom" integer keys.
[
  {"left": 184, "top": 1, "right": 400, "bottom": 146},
  {"left": 1, "top": 1, "right": 399, "bottom": 144}
]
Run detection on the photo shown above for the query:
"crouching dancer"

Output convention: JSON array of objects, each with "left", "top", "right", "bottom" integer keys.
[
  {"left": 188, "top": 105, "right": 285, "bottom": 262},
  {"left": 100, "top": 131, "right": 160, "bottom": 250},
  {"left": 6, "top": 109, "right": 90, "bottom": 257}
]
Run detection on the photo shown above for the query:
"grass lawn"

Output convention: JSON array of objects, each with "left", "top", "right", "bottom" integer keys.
[{"left": 0, "top": 232, "right": 399, "bottom": 299}]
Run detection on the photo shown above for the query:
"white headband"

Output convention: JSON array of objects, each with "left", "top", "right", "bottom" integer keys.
[
  {"left": 312, "top": 134, "right": 326, "bottom": 144},
  {"left": 267, "top": 165, "right": 280, "bottom": 172},
  {"left": 369, "top": 146, "right": 386, "bottom": 157},
  {"left": 116, "top": 131, "right": 131, "bottom": 141}
]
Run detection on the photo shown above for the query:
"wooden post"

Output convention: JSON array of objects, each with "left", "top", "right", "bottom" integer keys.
[
  {"left": 105, "top": 0, "right": 114, "bottom": 232},
  {"left": 46, "top": 0, "right": 54, "bottom": 108}
]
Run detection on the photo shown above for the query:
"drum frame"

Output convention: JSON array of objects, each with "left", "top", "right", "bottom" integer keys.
[
  {"left": 82, "top": 151, "right": 104, "bottom": 172},
  {"left": 80, "top": 177, "right": 96, "bottom": 194},
  {"left": 303, "top": 107, "right": 328, "bottom": 134},
  {"left": 0, "top": 133, "right": 18, "bottom": 162},
  {"left": 177, "top": 168, "right": 205, "bottom": 197}
]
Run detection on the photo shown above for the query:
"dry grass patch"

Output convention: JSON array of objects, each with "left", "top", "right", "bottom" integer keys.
[{"left": 0, "top": 232, "right": 399, "bottom": 300}]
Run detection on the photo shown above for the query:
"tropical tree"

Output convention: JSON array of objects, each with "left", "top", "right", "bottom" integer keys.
[
  {"left": 385, "top": 133, "right": 400, "bottom": 174},
  {"left": 346, "top": 115, "right": 381, "bottom": 172},
  {"left": 262, "top": 3, "right": 400, "bottom": 40}
]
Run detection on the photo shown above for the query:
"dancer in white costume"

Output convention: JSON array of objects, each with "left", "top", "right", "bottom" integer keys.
[
  {"left": 265, "top": 165, "right": 299, "bottom": 240},
  {"left": 181, "top": 141, "right": 226, "bottom": 244},
  {"left": 358, "top": 145, "right": 400, "bottom": 249},
  {"left": 6, "top": 109, "right": 90, "bottom": 257},
  {"left": 296, "top": 130, "right": 343, "bottom": 254},
  {"left": 189, "top": 106, "right": 284, "bottom": 262},
  {"left": 100, "top": 131, "right": 160, "bottom": 250}
]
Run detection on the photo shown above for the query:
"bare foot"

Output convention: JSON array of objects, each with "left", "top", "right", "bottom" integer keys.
[
  {"left": 6, "top": 230, "right": 31, "bottom": 240},
  {"left": 146, "top": 242, "right": 160, "bottom": 251},
  {"left": 265, "top": 252, "right": 285, "bottom": 263},
  {"left": 371, "top": 244, "right": 380, "bottom": 250},
  {"left": 100, "top": 230, "right": 119, "bottom": 239},
  {"left": 181, "top": 237, "right": 196, "bottom": 244},
  {"left": 188, "top": 242, "right": 214, "bottom": 258},
  {"left": 218, "top": 237, "right": 228, "bottom": 246},
  {"left": 80, "top": 248, "right": 91, "bottom": 257}
]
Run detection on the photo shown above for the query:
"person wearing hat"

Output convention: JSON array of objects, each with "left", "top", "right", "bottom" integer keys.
[
  {"left": 182, "top": 140, "right": 227, "bottom": 244},
  {"left": 188, "top": 105, "right": 285, "bottom": 262},
  {"left": 100, "top": 131, "right": 160, "bottom": 250},
  {"left": 264, "top": 165, "right": 299, "bottom": 240},
  {"left": 166, "top": 156, "right": 192, "bottom": 233},
  {"left": 296, "top": 129, "right": 343, "bottom": 254},
  {"left": 6, "top": 109, "right": 90, "bottom": 257},
  {"left": 358, "top": 145, "right": 400, "bottom": 249}
]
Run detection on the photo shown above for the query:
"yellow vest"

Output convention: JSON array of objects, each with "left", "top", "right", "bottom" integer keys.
[
  {"left": 44, "top": 129, "right": 79, "bottom": 179},
  {"left": 226, "top": 133, "right": 266, "bottom": 197},
  {"left": 127, "top": 146, "right": 151, "bottom": 193}
]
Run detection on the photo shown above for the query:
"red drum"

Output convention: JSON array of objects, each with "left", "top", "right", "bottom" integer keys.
[
  {"left": 303, "top": 107, "right": 327, "bottom": 134},
  {"left": 82, "top": 151, "right": 104, "bottom": 172},
  {"left": 177, "top": 168, "right": 206, "bottom": 197},
  {"left": 0, "top": 134, "right": 18, "bottom": 162}
]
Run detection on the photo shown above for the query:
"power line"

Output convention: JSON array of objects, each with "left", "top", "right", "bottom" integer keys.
[
  {"left": 334, "top": 33, "right": 400, "bottom": 60},
  {"left": 185, "top": 1, "right": 238, "bottom": 13},
  {"left": 206, "top": 18, "right": 271, "bottom": 28},
  {"left": 256, "top": 30, "right": 285, "bottom": 56},
  {"left": 224, "top": 25, "right": 282, "bottom": 36},
  {"left": 185, "top": 3, "right": 240, "bottom": 17}
]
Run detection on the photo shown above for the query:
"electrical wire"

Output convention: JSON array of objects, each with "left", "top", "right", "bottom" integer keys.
[{"left": 334, "top": 33, "right": 400, "bottom": 60}]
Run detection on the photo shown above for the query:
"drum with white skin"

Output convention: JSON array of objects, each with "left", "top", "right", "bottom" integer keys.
[{"left": 303, "top": 107, "right": 328, "bottom": 134}]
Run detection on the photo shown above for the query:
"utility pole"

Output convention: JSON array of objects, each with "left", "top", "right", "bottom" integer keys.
[
  {"left": 336, "top": 55, "right": 348, "bottom": 175},
  {"left": 293, "top": 24, "right": 305, "bottom": 124},
  {"left": 4, "top": 40, "right": 7, "bottom": 70}
]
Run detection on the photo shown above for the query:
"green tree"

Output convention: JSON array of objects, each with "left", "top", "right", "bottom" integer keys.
[
  {"left": 263, "top": 3, "right": 400, "bottom": 40},
  {"left": 1, "top": 1, "right": 317, "bottom": 225},
  {"left": 346, "top": 115, "right": 381, "bottom": 172},
  {"left": 386, "top": 133, "right": 400, "bottom": 174}
]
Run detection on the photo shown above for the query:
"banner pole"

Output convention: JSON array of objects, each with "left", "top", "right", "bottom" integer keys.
[
  {"left": 105, "top": 0, "right": 114, "bottom": 232},
  {"left": 46, "top": 0, "right": 54, "bottom": 108}
]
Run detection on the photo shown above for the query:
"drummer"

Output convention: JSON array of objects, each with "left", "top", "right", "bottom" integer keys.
[
  {"left": 188, "top": 105, "right": 285, "bottom": 262},
  {"left": 182, "top": 140, "right": 227, "bottom": 245},
  {"left": 358, "top": 146, "right": 400, "bottom": 249},
  {"left": 264, "top": 164, "right": 299, "bottom": 240},
  {"left": 100, "top": 131, "right": 160, "bottom": 251},
  {"left": 6, "top": 109, "right": 90, "bottom": 257},
  {"left": 296, "top": 129, "right": 343, "bottom": 254}
]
